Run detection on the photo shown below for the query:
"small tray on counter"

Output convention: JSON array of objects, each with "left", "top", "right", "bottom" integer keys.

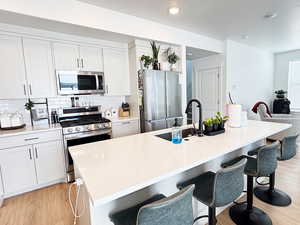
[
  {"left": 204, "top": 128, "right": 225, "bottom": 136},
  {"left": 0, "top": 124, "right": 26, "bottom": 130}
]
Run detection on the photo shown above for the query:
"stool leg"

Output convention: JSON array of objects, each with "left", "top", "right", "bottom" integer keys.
[
  {"left": 254, "top": 172, "right": 292, "bottom": 207},
  {"left": 208, "top": 207, "right": 217, "bottom": 225},
  {"left": 229, "top": 175, "right": 272, "bottom": 225}
]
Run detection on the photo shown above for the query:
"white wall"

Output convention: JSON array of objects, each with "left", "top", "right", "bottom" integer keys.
[
  {"left": 274, "top": 50, "right": 300, "bottom": 91},
  {"left": 226, "top": 40, "right": 274, "bottom": 119},
  {"left": 0, "top": 0, "right": 223, "bottom": 54}
]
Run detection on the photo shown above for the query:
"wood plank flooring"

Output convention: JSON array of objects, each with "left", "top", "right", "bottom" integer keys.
[{"left": 0, "top": 153, "right": 300, "bottom": 225}]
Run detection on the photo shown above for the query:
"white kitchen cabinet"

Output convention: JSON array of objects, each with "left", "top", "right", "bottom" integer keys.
[
  {"left": 53, "top": 42, "right": 80, "bottom": 70},
  {"left": 0, "top": 145, "right": 37, "bottom": 195},
  {"left": 112, "top": 119, "right": 139, "bottom": 138},
  {"left": 79, "top": 46, "right": 103, "bottom": 71},
  {"left": 103, "top": 48, "right": 130, "bottom": 96},
  {"left": 23, "top": 38, "right": 55, "bottom": 98},
  {"left": 0, "top": 34, "right": 27, "bottom": 99},
  {"left": 34, "top": 140, "right": 65, "bottom": 184}
]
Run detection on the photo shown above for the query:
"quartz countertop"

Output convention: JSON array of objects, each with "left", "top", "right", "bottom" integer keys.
[
  {"left": 0, "top": 123, "right": 62, "bottom": 138},
  {"left": 69, "top": 120, "right": 290, "bottom": 207}
]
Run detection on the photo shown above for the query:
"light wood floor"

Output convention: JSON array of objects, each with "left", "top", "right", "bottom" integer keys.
[{"left": 1, "top": 153, "right": 300, "bottom": 225}]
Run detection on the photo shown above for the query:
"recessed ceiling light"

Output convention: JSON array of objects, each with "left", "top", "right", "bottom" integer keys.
[
  {"left": 169, "top": 7, "right": 179, "bottom": 15},
  {"left": 264, "top": 13, "right": 277, "bottom": 19},
  {"left": 241, "top": 35, "right": 249, "bottom": 40}
]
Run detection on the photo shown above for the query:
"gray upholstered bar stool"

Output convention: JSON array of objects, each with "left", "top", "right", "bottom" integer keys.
[
  {"left": 254, "top": 134, "right": 299, "bottom": 206},
  {"left": 177, "top": 159, "right": 247, "bottom": 225},
  {"left": 110, "top": 185, "right": 195, "bottom": 225},
  {"left": 223, "top": 141, "right": 280, "bottom": 225}
]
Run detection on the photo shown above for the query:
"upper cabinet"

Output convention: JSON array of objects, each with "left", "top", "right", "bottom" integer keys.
[
  {"left": 53, "top": 42, "right": 103, "bottom": 72},
  {"left": 53, "top": 42, "right": 80, "bottom": 71},
  {"left": 103, "top": 48, "right": 130, "bottom": 96},
  {"left": 79, "top": 46, "right": 103, "bottom": 71},
  {"left": 23, "top": 38, "right": 55, "bottom": 98},
  {"left": 0, "top": 35, "right": 27, "bottom": 99}
]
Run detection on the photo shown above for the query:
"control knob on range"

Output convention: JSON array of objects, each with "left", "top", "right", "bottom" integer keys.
[
  {"left": 67, "top": 128, "right": 73, "bottom": 133},
  {"left": 75, "top": 127, "right": 81, "bottom": 132}
]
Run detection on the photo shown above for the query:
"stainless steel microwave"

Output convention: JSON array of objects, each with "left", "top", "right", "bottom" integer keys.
[{"left": 56, "top": 71, "right": 105, "bottom": 95}]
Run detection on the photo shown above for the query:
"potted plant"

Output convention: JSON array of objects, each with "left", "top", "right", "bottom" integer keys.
[
  {"left": 275, "top": 90, "right": 287, "bottom": 99},
  {"left": 165, "top": 47, "right": 180, "bottom": 71},
  {"left": 150, "top": 41, "right": 160, "bottom": 70},
  {"left": 212, "top": 118, "right": 219, "bottom": 131},
  {"left": 216, "top": 112, "right": 228, "bottom": 130},
  {"left": 140, "top": 55, "right": 153, "bottom": 69},
  {"left": 203, "top": 118, "right": 213, "bottom": 133}
]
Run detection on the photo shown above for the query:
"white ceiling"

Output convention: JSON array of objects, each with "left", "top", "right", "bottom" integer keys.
[{"left": 79, "top": 0, "right": 300, "bottom": 52}]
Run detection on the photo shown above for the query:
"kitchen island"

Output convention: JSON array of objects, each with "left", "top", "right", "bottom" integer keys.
[{"left": 69, "top": 120, "right": 290, "bottom": 225}]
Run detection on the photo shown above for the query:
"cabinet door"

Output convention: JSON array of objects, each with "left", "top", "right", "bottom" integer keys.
[
  {"left": 0, "top": 146, "right": 36, "bottom": 195},
  {"left": 103, "top": 48, "right": 130, "bottom": 95},
  {"left": 23, "top": 38, "right": 55, "bottom": 98},
  {"left": 79, "top": 46, "right": 103, "bottom": 71},
  {"left": 53, "top": 42, "right": 80, "bottom": 70},
  {"left": 34, "top": 140, "right": 65, "bottom": 184},
  {"left": 112, "top": 119, "right": 139, "bottom": 138},
  {"left": 0, "top": 35, "right": 27, "bottom": 99}
]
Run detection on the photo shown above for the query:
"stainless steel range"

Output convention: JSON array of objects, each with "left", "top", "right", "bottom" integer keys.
[{"left": 59, "top": 106, "right": 111, "bottom": 182}]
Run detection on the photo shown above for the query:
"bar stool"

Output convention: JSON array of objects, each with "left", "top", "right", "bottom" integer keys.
[
  {"left": 223, "top": 141, "right": 280, "bottom": 225},
  {"left": 177, "top": 159, "right": 247, "bottom": 225},
  {"left": 254, "top": 134, "right": 299, "bottom": 207},
  {"left": 110, "top": 185, "right": 195, "bottom": 225}
]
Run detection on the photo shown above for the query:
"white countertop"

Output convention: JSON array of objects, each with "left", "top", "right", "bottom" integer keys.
[
  {"left": 0, "top": 124, "right": 62, "bottom": 138},
  {"left": 69, "top": 120, "right": 290, "bottom": 207}
]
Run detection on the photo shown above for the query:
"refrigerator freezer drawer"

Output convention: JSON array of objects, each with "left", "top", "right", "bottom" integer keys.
[{"left": 145, "top": 120, "right": 167, "bottom": 132}]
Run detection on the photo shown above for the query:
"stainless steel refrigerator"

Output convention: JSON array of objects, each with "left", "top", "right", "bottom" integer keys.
[{"left": 138, "top": 70, "right": 182, "bottom": 132}]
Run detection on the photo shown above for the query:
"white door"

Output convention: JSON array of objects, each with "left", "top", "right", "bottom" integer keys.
[
  {"left": 53, "top": 42, "right": 80, "bottom": 70},
  {"left": 0, "top": 146, "right": 37, "bottom": 195},
  {"left": 79, "top": 46, "right": 103, "bottom": 71},
  {"left": 23, "top": 38, "right": 55, "bottom": 98},
  {"left": 34, "top": 140, "right": 65, "bottom": 184},
  {"left": 103, "top": 48, "right": 130, "bottom": 95},
  {"left": 194, "top": 67, "right": 220, "bottom": 121},
  {"left": 0, "top": 35, "right": 27, "bottom": 99}
]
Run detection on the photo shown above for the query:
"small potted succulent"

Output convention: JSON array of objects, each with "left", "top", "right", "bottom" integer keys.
[
  {"left": 165, "top": 47, "right": 180, "bottom": 71},
  {"left": 216, "top": 112, "right": 229, "bottom": 130},
  {"left": 203, "top": 118, "right": 213, "bottom": 133},
  {"left": 150, "top": 41, "right": 160, "bottom": 70},
  {"left": 140, "top": 55, "right": 153, "bottom": 69}
]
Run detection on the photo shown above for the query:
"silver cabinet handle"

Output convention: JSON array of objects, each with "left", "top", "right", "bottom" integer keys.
[
  {"left": 23, "top": 84, "right": 27, "bottom": 96},
  {"left": 122, "top": 121, "right": 131, "bottom": 125},
  {"left": 81, "top": 58, "right": 84, "bottom": 68},
  {"left": 29, "top": 84, "right": 32, "bottom": 95},
  {"left": 29, "top": 149, "right": 32, "bottom": 160},
  {"left": 106, "top": 85, "right": 108, "bottom": 94},
  {"left": 35, "top": 147, "right": 38, "bottom": 159},
  {"left": 24, "top": 137, "right": 39, "bottom": 141},
  {"left": 77, "top": 58, "right": 80, "bottom": 68}
]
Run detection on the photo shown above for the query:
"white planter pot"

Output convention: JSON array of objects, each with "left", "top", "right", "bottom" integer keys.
[
  {"left": 170, "top": 64, "right": 177, "bottom": 72},
  {"left": 161, "top": 62, "right": 170, "bottom": 71}
]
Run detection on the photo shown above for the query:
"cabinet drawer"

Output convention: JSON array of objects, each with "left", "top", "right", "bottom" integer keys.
[
  {"left": 112, "top": 119, "right": 139, "bottom": 138},
  {"left": 0, "top": 130, "right": 62, "bottom": 150}
]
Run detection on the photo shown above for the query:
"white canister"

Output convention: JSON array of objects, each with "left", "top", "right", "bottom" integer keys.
[
  {"left": 111, "top": 108, "right": 118, "bottom": 119},
  {"left": 228, "top": 104, "right": 242, "bottom": 128}
]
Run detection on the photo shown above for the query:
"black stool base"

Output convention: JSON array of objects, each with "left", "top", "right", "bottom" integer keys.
[
  {"left": 229, "top": 203, "right": 272, "bottom": 225},
  {"left": 254, "top": 186, "right": 292, "bottom": 207}
]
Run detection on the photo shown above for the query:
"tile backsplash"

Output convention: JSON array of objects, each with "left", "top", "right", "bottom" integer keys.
[{"left": 0, "top": 95, "right": 126, "bottom": 126}]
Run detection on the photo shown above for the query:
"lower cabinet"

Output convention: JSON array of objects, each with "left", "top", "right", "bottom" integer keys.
[
  {"left": 0, "top": 145, "right": 37, "bottom": 195},
  {"left": 112, "top": 119, "right": 140, "bottom": 138},
  {"left": 0, "top": 138, "right": 66, "bottom": 196}
]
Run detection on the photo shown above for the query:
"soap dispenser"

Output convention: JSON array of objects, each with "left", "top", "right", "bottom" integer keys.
[{"left": 172, "top": 118, "right": 182, "bottom": 144}]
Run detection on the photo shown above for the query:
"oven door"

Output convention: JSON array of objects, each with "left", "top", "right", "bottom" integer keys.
[
  {"left": 64, "top": 130, "right": 111, "bottom": 182},
  {"left": 56, "top": 71, "right": 103, "bottom": 95}
]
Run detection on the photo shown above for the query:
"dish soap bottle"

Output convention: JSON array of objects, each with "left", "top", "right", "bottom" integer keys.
[{"left": 172, "top": 118, "right": 182, "bottom": 144}]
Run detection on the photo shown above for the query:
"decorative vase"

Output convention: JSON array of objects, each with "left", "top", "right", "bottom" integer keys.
[
  {"left": 170, "top": 64, "right": 177, "bottom": 71},
  {"left": 153, "top": 59, "right": 159, "bottom": 70},
  {"left": 205, "top": 125, "right": 213, "bottom": 133}
]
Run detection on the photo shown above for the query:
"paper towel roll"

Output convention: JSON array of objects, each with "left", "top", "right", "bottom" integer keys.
[{"left": 228, "top": 104, "right": 242, "bottom": 128}]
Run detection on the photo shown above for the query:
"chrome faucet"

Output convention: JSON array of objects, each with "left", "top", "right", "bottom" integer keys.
[{"left": 185, "top": 99, "right": 204, "bottom": 136}]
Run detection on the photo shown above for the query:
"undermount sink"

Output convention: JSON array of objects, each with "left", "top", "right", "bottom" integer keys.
[{"left": 155, "top": 128, "right": 196, "bottom": 141}]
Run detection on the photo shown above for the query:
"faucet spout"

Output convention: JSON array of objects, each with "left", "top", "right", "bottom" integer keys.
[{"left": 185, "top": 99, "right": 204, "bottom": 136}]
